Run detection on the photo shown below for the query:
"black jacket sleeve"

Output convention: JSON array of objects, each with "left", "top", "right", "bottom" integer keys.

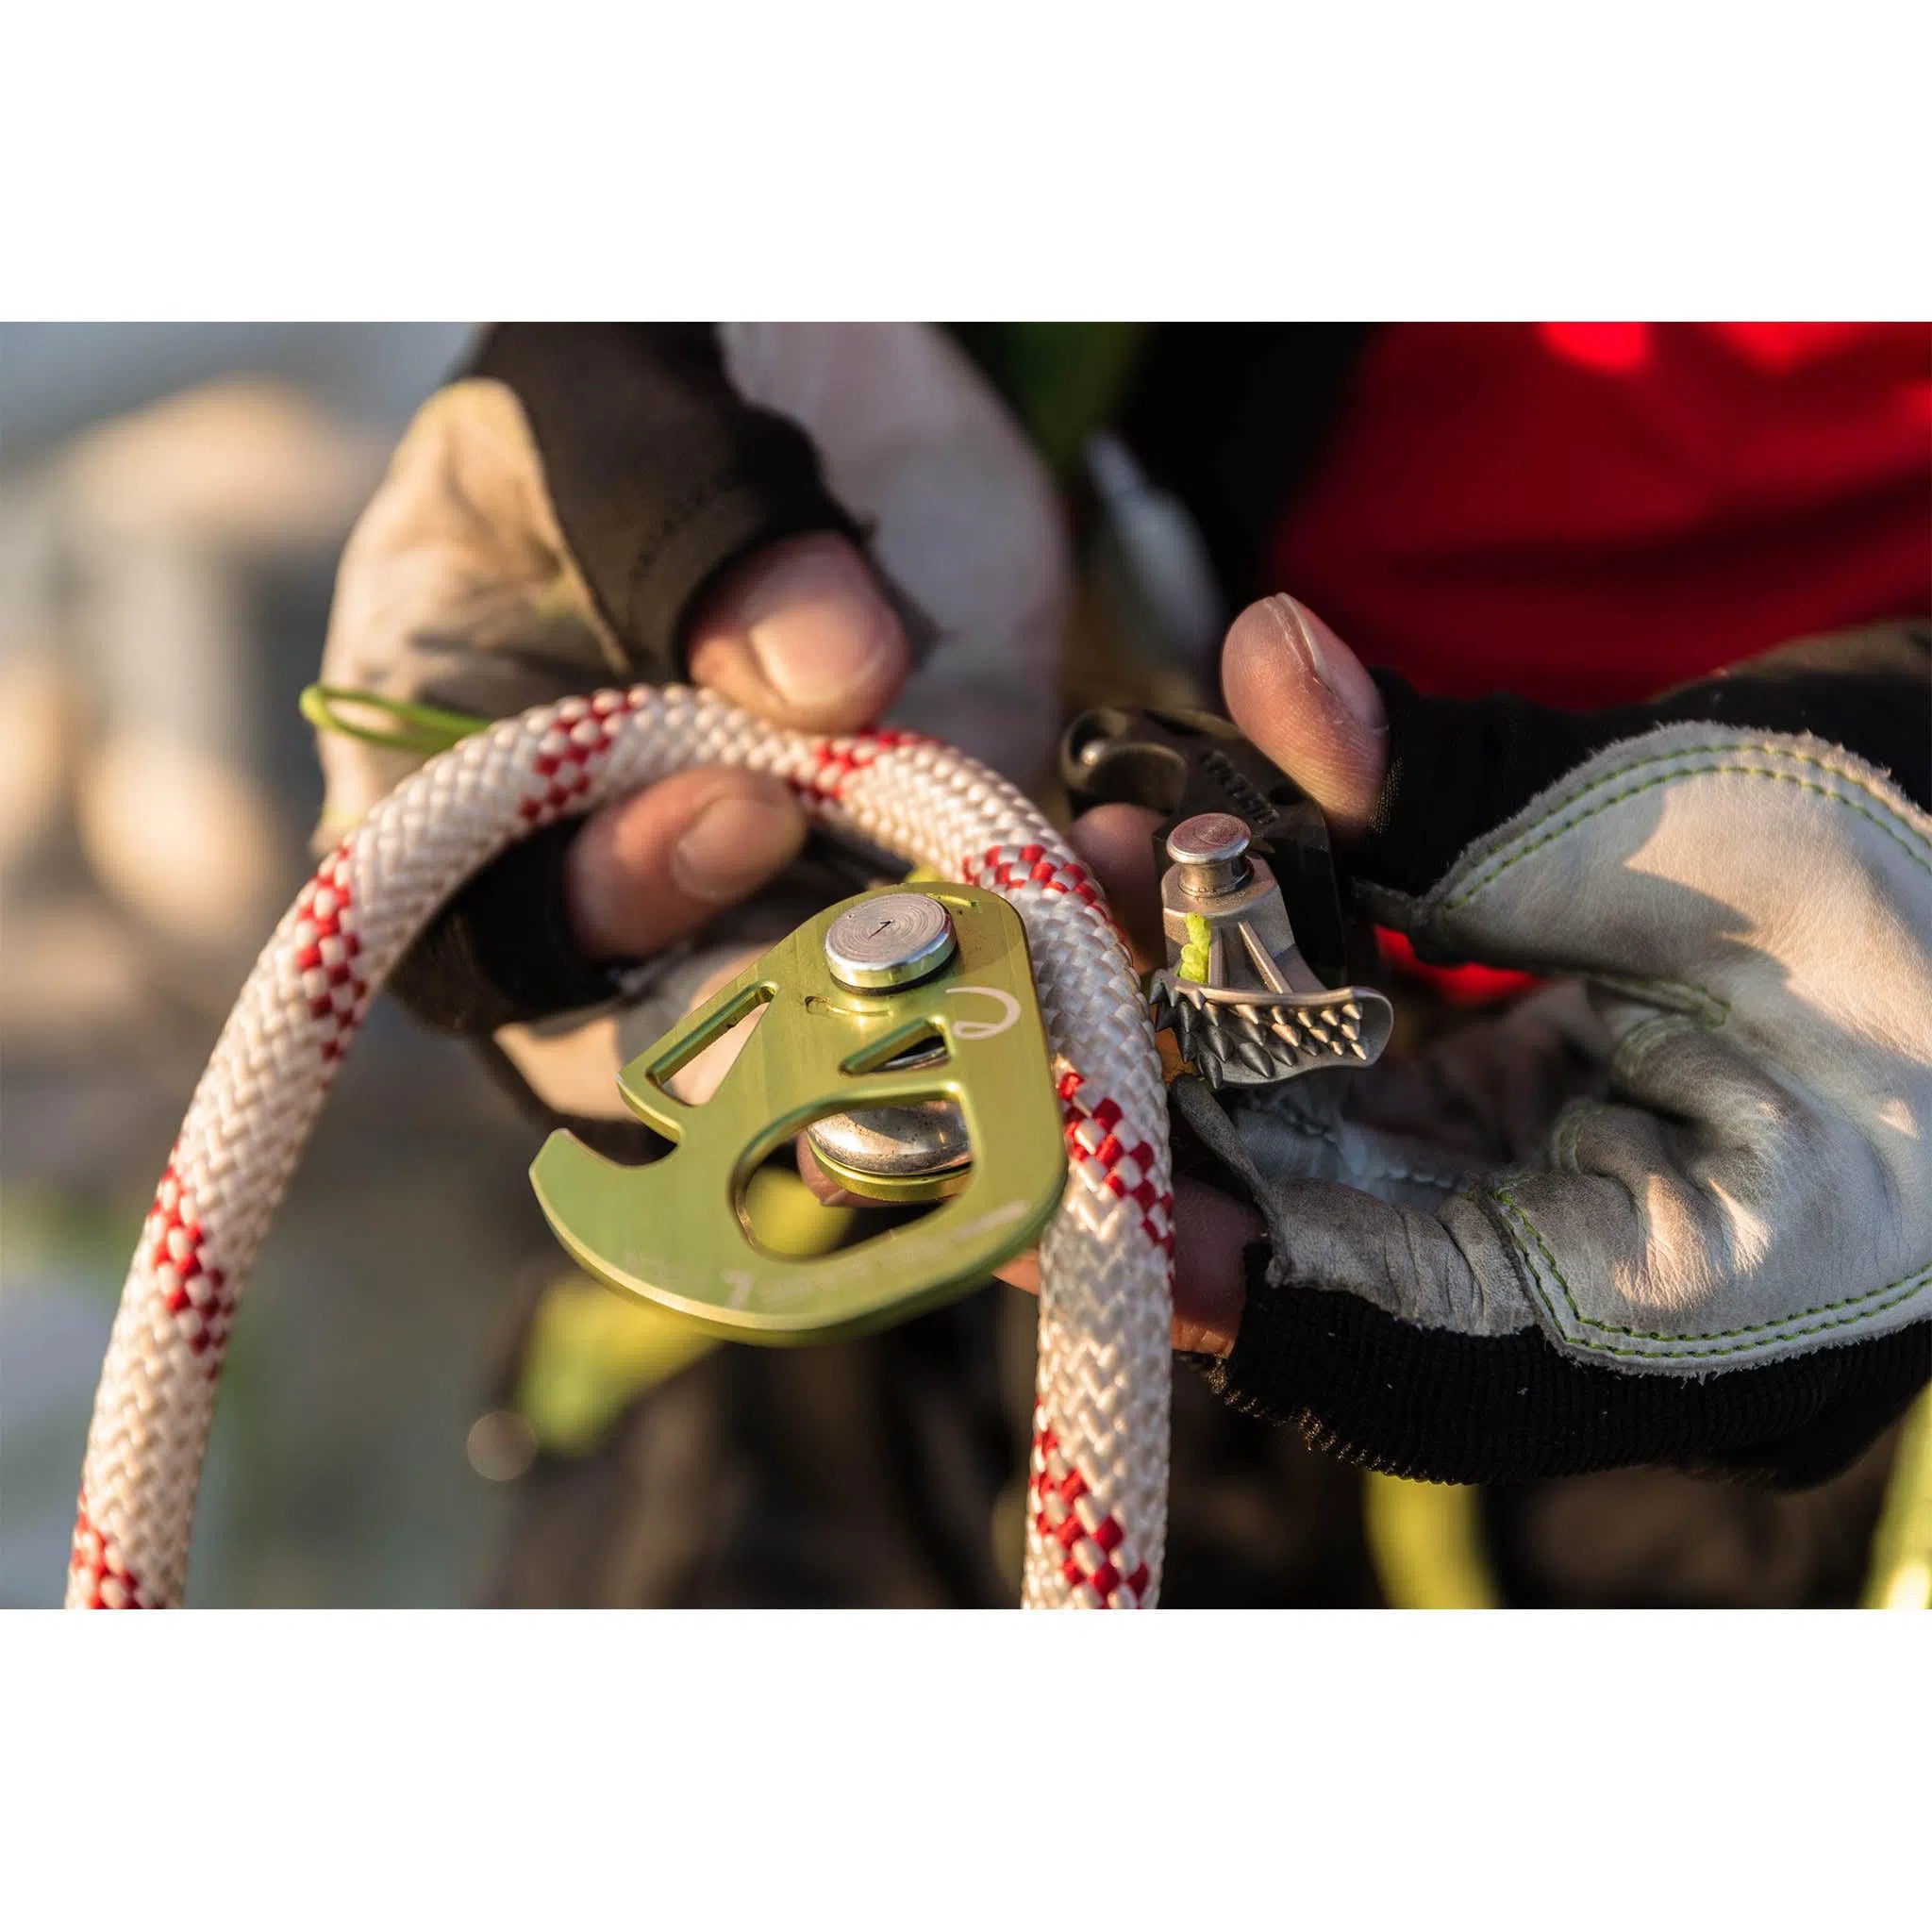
[{"left": 388, "top": 324, "right": 859, "bottom": 1035}]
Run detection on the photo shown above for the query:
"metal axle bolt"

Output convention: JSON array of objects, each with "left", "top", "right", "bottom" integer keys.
[{"left": 1166, "top": 811, "right": 1253, "bottom": 898}]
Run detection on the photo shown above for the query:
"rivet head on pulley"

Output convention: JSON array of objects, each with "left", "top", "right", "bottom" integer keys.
[{"left": 823, "top": 891, "right": 957, "bottom": 991}]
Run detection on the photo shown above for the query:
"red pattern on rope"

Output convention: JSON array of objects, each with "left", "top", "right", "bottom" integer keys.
[
  {"left": 965, "top": 841, "right": 1102, "bottom": 911},
  {"left": 1031, "top": 1422, "right": 1150, "bottom": 1608},
  {"left": 1058, "top": 1068, "right": 1174, "bottom": 1257},
  {"left": 71, "top": 1491, "right": 147, "bottom": 1609},
  {"left": 963, "top": 843, "right": 1132, "bottom": 954},
  {"left": 145, "top": 1155, "right": 234, "bottom": 1373},
  {"left": 518, "top": 690, "right": 643, "bottom": 824},
  {"left": 793, "top": 728, "right": 930, "bottom": 803},
  {"left": 292, "top": 844, "right": 369, "bottom": 1066}
]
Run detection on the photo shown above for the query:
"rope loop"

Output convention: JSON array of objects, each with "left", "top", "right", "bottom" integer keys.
[{"left": 68, "top": 689, "right": 1173, "bottom": 1608}]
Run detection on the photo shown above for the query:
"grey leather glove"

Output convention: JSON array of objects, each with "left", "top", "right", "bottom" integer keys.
[{"left": 1186, "top": 615, "right": 1932, "bottom": 1487}]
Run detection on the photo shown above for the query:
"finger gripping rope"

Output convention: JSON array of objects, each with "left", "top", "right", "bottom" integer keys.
[{"left": 67, "top": 687, "right": 1173, "bottom": 1609}]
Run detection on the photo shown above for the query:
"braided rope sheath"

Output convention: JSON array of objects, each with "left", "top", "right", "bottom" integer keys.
[{"left": 67, "top": 687, "right": 1172, "bottom": 1609}]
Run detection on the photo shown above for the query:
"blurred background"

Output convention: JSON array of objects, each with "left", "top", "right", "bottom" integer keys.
[{"left": 0, "top": 324, "right": 577, "bottom": 1606}]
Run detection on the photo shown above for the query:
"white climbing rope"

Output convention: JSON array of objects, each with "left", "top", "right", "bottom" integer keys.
[{"left": 67, "top": 686, "right": 1173, "bottom": 1609}]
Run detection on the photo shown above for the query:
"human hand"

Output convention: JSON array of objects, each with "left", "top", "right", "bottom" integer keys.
[
  {"left": 1021, "top": 599, "right": 1932, "bottom": 1487},
  {"left": 321, "top": 325, "right": 1064, "bottom": 1042}
]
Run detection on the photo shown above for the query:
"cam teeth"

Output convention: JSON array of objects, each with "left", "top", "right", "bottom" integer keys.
[{"left": 1152, "top": 973, "right": 1387, "bottom": 1089}]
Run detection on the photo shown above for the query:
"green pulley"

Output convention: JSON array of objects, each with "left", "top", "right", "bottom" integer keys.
[{"left": 530, "top": 884, "right": 1068, "bottom": 1344}]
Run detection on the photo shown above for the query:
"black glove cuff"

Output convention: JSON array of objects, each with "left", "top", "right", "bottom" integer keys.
[
  {"left": 638, "top": 478, "right": 864, "bottom": 676},
  {"left": 1206, "top": 1243, "right": 1932, "bottom": 1490},
  {"left": 385, "top": 818, "right": 617, "bottom": 1036}
]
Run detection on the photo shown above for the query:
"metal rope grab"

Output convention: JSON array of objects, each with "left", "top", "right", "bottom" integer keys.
[{"left": 66, "top": 684, "right": 1174, "bottom": 1610}]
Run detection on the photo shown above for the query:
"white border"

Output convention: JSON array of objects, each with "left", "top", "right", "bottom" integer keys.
[
  {"left": 6, "top": 5, "right": 1928, "bottom": 318},
  {"left": 2, "top": 1611, "right": 1925, "bottom": 1924}
]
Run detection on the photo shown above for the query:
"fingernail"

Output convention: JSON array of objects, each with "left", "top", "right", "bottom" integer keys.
[
  {"left": 672, "top": 792, "right": 803, "bottom": 904},
  {"left": 1262, "top": 594, "right": 1387, "bottom": 735},
  {"left": 739, "top": 540, "right": 897, "bottom": 712}
]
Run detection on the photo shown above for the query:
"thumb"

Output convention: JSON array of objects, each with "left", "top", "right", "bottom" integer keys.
[
  {"left": 566, "top": 766, "right": 808, "bottom": 961},
  {"left": 1220, "top": 595, "right": 1391, "bottom": 841},
  {"left": 1224, "top": 592, "right": 1624, "bottom": 901},
  {"left": 686, "top": 531, "right": 909, "bottom": 733}
]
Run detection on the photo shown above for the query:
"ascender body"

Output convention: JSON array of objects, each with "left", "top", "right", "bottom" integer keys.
[{"left": 529, "top": 882, "right": 1067, "bottom": 1345}]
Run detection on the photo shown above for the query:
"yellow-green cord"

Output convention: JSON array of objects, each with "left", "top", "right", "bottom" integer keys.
[{"left": 300, "top": 683, "right": 491, "bottom": 757}]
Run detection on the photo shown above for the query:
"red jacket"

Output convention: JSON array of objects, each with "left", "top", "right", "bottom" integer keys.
[{"left": 1270, "top": 322, "right": 1931, "bottom": 708}]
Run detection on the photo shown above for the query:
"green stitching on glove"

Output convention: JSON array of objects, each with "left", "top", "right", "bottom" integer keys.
[
  {"left": 1491, "top": 1187, "right": 1932, "bottom": 1358},
  {"left": 1440, "top": 741, "right": 1932, "bottom": 919}
]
